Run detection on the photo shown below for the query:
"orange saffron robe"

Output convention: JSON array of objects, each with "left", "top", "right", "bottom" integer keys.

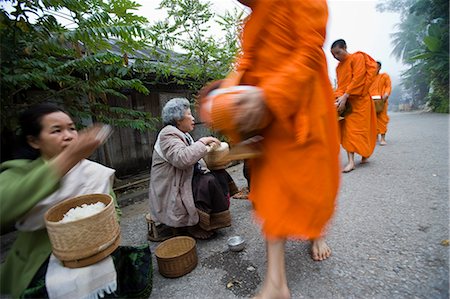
[
  {"left": 369, "top": 73, "right": 392, "bottom": 134},
  {"left": 231, "top": 0, "right": 340, "bottom": 239},
  {"left": 335, "top": 52, "right": 378, "bottom": 157}
]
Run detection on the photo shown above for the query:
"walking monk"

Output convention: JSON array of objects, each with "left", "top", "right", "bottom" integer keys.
[
  {"left": 200, "top": 1, "right": 340, "bottom": 298},
  {"left": 369, "top": 61, "right": 392, "bottom": 145},
  {"left": 331, "top": 39, "right": 378, "bottom": 173}
]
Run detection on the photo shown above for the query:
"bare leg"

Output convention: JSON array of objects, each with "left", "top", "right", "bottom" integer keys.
[
  {"left": 253, "top": 239, "right": 291, "bottom": 299},
  {"left": 342, "top": 151, "right": 355, "bottom": 173},
  {"left": 311, "top": 237, "right": 331, "bottom": 261},
  {"left": 361, "top": 156, "right": 369, "bottom": 164},
  {"left": 380, "top": 134, "right": 387, "bottom": 145}
]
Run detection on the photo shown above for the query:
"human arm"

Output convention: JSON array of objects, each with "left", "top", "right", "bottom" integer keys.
[
  {"left": 0, "top": 125, "right": 107, "bottom": 229},
  {"left": 49, "top": 125, "right": 104, "bottom": 178},
  {"left": 382, "top": 74, "right": 392, "bottom": 100},
  {"left": 158, "top": 128, "right": 216, "bottom": 169},
  {"left": 0, "top": 159, "right": 60, "bottom": 229}
]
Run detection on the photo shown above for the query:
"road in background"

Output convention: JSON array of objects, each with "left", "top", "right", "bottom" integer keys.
[{"left": 119, "top": 111, "right": 449, "bottom": 298}]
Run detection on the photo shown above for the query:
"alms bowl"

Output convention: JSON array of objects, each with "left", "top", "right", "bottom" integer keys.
[{"left": 227, "top": 236, "right": 245, "bottom": 252}]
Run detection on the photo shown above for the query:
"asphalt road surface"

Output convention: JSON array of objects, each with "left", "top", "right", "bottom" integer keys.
[
  {"left": 118, "top": 111, "right": 449, "bottom": 299},
  {"left": 1, "top": 112, "right": 447, "bottom": 298}
]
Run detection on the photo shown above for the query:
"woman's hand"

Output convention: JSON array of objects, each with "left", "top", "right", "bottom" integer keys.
[
  {"left": 50, "top": 125, "right": 106, "bottom": 177},
  {"left": 199, "top": 136, "right": 221, "bottom": 148}
]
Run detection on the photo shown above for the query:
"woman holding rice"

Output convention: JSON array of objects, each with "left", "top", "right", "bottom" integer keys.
[
  {"left": 0, "top": 103, "right": 152, "bottom": 298},
  {"left": 148, "top": 97, "right": 236, "bottom": 240}
]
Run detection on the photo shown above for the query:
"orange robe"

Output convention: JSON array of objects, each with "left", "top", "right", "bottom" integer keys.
[
  {"left": 369, "top": 73, "right": 391, "bottom": 134},
  {"left": 230, "top": 0, "right": 340, "bottom": 239},
  {"left": 335, "top": 52, "right": 378, "bottom": 157}
]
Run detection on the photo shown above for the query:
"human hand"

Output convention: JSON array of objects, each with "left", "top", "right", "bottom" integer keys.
[
  {"left": 233, "top": 87, "right": 268, "bottom": 134},
  {"left": 50, "top": 124, "right": 108, "bottom": 177},
  {"left": 335, "top": 95, "right": 348, "bottom": 113},
  {"left": 199, "top": 136, "right": 221, "bottom": 148},
  {"left": 382, "top": 93, "right": 389, "bottom": 100},
  {"left": 64, "top": 125, "right": 105, "bottom": 160}
]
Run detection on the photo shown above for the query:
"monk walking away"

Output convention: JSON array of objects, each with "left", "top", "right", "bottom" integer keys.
[
  {"left": 331, "top": 39, "right": 378, "bottom": 173},
  {"left": 200, "top": 1, "right": 341, "bottom": 298},
  {"left": 369, "top": 61, "right": 392, "bottom": 145}
]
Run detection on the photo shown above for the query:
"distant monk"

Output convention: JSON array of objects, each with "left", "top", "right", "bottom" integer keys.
[
  {"left": 369, "top": 61, "right": 392, "bottom": 145},
  {"left": 331, "top": 39, "right": 378, "bottom": 173}
]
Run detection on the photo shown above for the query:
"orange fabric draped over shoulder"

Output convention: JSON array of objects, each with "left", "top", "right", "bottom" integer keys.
[
  {"left": 369, "top": 73, "right": 392, "bottom": 134},
  {"left": 230, "top": 0, "right": 340, "bottom": 239},
  {"left": 335, "top": 52, "right": 377, "bottom": 157}
]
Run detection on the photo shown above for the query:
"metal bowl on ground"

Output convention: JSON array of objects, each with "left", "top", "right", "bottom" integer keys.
[{"left": 227, "top": 236, "right": 245, "bottom": 252}]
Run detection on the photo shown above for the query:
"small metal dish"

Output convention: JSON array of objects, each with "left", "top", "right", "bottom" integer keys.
[{"left": 227, "top": 236, "right": 245, "bottom": 252}]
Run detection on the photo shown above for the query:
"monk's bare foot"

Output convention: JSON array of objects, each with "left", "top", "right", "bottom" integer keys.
[
  {"left": 311, "top": 238, "right": 331, "bottom": 261},
  {"left": 252, "top": 281, "right": 291, "bottom": 299},
  {"left": 342, "top": 163, "right": 355, "bottom": 173},
  {"left": 361, "top": 157, "right": 369, "bottom": 164},
  {"left": 379, "top": 139, "right": 387, "bottom": 146}
]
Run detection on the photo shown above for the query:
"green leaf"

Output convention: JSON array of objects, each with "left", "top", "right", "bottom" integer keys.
[{"left": 423, "top": 36, "right": 442, "bottom": 52}]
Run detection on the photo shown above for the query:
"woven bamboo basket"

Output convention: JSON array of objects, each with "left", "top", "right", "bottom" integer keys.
[
  {"left": 155, "top": 236, "right": 198, "bottom": 278},
  {"left": 44, "top": 193, "right": 121, "bottom": 268},
  {"left": 203, "top": 142, "right": 231, "bottom": 170}
]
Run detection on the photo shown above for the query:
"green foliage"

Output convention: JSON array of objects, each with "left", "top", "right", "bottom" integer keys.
[
  {"left": 0, "top": 0, "right": 157, "bottom": 134},
  {"left": 376, "top": 0, "right": 449, "bottom": 113},
  {"left": 141, "top": 0, "right": 244, "bottom": 92}
]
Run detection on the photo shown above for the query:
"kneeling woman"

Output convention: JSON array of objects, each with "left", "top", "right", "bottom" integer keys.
[
  {"left": 148, "top": 98, "right": 234, "bottom": 240},
  {"left": 0, "top": 104, "right": 152, "bottom": 298}
]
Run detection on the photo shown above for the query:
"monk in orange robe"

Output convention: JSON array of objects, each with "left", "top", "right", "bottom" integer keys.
[
  {"left": 331, "top": 39, "right": 378, "bottom": 173},
  {"left": 369, "top": 61, "right": 392, "bottom": 145},
  {"left": 208, "top": 1, "right": 340, "bottom": 298}
]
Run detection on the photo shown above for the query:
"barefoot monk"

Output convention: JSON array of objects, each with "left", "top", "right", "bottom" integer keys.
[
  {"left": 331, "top": 39, "right": 378, "bottom": 173},
  {"left": 369, "top": 61, "right": 392, "bottom": 145},
  {"left": 201, "top": 1, "right": 341, "bottom": 298}
]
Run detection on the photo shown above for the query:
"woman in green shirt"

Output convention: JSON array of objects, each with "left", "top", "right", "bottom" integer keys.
[{"left": 0, "top": 103, "right": 152, "bottom": 298}]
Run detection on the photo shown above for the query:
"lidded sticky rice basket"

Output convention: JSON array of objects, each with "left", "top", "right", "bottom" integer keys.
[
  {"left": 155, "top": 236, "right": 198, "bottom": 278},
  {"left": 44, "top": 193, "right": 121, "bottom": 268},
  {"left": 203, "top": 142, "right": 230, "bottom": 170}
]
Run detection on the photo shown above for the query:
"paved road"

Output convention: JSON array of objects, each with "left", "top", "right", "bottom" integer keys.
[
  {"left": 119, "top": 111, "right": 449, "bottom": 299},
  {"left": 0, "top": 111, "right": 447, "bottom": 298}
]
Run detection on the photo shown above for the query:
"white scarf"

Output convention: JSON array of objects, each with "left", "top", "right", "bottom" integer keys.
[
  {"left": 15, "top": 159, "right": 117, "bottom": 299},
  {"left": 15, "top": 159, "right": 115, "bottom": 231}
]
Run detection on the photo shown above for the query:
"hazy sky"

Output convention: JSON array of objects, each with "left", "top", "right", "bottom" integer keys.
[{"left": 138, "top": 0, "right": 406, "bottom": 87}]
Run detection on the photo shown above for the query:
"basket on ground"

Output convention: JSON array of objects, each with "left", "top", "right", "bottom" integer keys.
[
  {"left": 155, "top": 236, "right": 197, "bottom": 278},
  {"left": 44, "top": 193, "right": 121, "bottom": 268}
]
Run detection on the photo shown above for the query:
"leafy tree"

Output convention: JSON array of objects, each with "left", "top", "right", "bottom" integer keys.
[
  {"left": 377, "top": 0, "right": 449, "bottom": 112},
  {"left": 140, "top": 0, "right": 245, "bottom": 92},
  {"left": 0, "top": 0, "right": 158, "bottom": 148}
]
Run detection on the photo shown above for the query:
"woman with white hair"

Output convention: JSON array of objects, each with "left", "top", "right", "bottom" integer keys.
[{"left": 148, "top": 98, "right": 235, "bottom": 240}]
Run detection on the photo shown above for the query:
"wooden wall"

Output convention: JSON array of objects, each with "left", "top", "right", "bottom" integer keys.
[{"left": 95, "top": 89, "right": 212, "bottom": 178}]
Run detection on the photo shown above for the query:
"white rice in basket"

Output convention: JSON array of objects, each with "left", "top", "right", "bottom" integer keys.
[{"left": 59, "top": 202, "right": 106, "bottom": 223}]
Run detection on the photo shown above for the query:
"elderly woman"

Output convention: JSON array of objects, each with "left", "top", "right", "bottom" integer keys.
[{"left": 148, "top": 98, "right": 235, "bottom": 240}]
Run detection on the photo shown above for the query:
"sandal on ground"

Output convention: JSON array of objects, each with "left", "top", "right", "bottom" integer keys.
[
  {"left": 186, "top": 225, "right": 215, "bottom": 240},
  {"left": 145, "top": 213, "right": 178, "bottom": 242}
]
